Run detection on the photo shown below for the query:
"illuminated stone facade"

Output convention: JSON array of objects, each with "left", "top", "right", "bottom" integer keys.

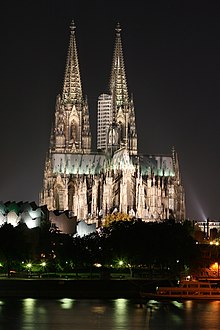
[{"left": 39, "top": 21, "right": 185, "bottom": 223}]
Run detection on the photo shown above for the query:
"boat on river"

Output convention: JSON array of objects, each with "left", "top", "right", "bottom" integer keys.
[{"left": 141, "top": 279, "right": 220, "bottom": 300}]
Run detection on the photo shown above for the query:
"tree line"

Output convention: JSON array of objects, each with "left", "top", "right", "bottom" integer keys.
[{"left": 0, "top": 218, "right": 202, "bottom": 278}]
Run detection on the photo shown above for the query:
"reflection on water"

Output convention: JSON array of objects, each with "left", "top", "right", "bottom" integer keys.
[
  {"left": 1, "top": 298, "right": 220, "bottom": 329},
  {"left": 59, "top": 298, "right": 75, "bottom": 309}
]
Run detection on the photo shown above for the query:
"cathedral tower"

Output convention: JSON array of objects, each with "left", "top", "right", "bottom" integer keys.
[
  {"left": 52, "top": 20, "right": 91, "bottom": 154},
  {"left": 98, "top": 23, "right": 138, "bottom": 155},
  {"left": 40, "top": 21, "right": 92, "bottom": 211}
]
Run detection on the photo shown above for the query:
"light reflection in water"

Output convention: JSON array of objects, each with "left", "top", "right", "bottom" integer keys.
[
  {"left": 59, "top": 298, "right": 75, "bottom": 309},
  {"left": 210, "top": 300, "right": 220, "bottom": 312},
  {"left": 22, "top": 298, "right": 47, "bottom": 327},
  {"left": 185, "top": 300, "right": 193, "bottom": 309},
  {"left": 197, "top": 300, "right": 220, "bottom": 329},
  {"left": 91, "top": 305, "right": 106, "bottom": 314},
  {"left": 171, "top": 301, "right": 183, "bottom": 309},
  {"left": 114, "top": 298, "right": 128, "bottom": 328},
  {"left": 0, "top": 298, "right": 220, "bottom": 329},
  {"left": 23, "top": 298, "right": 35, "bottom": 313},
  {"left": 22, "top": 298, "right": 36, "bottom": 325}
]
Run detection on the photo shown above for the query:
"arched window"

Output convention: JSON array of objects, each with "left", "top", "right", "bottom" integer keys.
[
  {"left": 70, "top": 120, "right": 78, "bottom": 143},
  {"left": 68, "top": 181, "right": 75, "bottom": 210},
  {"left": 54, "top": 185, "right": 64, "bottom": 210}
]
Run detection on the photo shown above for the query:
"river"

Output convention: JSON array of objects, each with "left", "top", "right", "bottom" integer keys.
[{"left": 0, "top": 298, "right": 220, "bottom": 329}]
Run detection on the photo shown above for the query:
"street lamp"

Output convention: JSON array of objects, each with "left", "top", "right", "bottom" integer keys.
[{"left": 26, "top": 263, "right": 32, "bottom": 277}]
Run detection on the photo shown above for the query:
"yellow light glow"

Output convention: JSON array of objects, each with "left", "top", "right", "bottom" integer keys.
[
  {"left": 59, "top": 298, "right": 74, "bottom": 309},
  {"left": 210, "top": 262, "right": 218, "bottom": 272},
  {"left": 94, "top": 263, "right": 102, "bottom": 268}
]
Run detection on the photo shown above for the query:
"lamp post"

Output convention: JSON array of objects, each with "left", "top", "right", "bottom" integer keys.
[{"left": 26, "top": 263, "right": 32, "bottom": 278}]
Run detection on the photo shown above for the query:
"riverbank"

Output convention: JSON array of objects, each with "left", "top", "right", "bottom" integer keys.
[{"left": 0, "top": 278, "right": 172, "bottom": 299}]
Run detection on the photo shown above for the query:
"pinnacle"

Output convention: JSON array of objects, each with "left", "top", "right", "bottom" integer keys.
[{"left": 70, "top": 20, "right": 76, "bottom": 34}]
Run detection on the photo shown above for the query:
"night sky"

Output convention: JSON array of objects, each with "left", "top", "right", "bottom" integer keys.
[{"left": 0, "top": 1, "right": 220, "bottom": 221}]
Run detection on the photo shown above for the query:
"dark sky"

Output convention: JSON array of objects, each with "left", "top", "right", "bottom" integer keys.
[{"left": 0, "top": 0, "right": 220, "bottom": 221}]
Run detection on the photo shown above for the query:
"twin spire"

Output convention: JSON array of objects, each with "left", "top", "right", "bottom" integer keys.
[{"left": 59, "top": 20, "right": 136, "bottom": 155}]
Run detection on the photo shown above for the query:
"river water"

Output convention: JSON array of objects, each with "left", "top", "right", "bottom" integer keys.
[{"left": 0, "top": 298, "right": 220, "bottom": 329}]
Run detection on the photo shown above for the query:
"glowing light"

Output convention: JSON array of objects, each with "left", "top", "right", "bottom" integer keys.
[
  {"left": 114, "top": 299, "right": 128, "bottom": 326},
  {"left": 118, "top": 260, "right": 124, "bottom": 266},
  {"left": 41, "top": 262, "right": 46, "bottom": 267},
  {"left": 22, "top": 299, "right": 38, "bottom": 324},
  {"left": 185, "top": 300, "right": 193, "bottom": 310},
  {"left": 26, "top": 263, "right": 32, "bottom": 269},
  {"left": 210, "top": 262, "right": 219, "bottom": 277},
  {"left": 23, "top": 298, "right": 36, "bottom": 313},
  {"left": 210, "top": 241, "right": 219, "bottom": 246},
  {"left": 94, "top": 263, "right": 102, "bottom": 267},
  {"left": 59, "top": 298, "right": 74, "bottom": 309},
  {"left": 91, "top": 306, "right": 106, "bottom": 314},
  {"left": 188, "top": 187, "right": 207, "bottom": 221}
]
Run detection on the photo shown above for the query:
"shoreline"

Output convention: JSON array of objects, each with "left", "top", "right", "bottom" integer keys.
[{"left": 0, "top": 278, "right": 167, "bottom": 299}]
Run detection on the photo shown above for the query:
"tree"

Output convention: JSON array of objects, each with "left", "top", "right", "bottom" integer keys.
[
  {"left": 104, "top": 212, "right": 132, "bottom": 227},
  {"left": 0, "top": 223, "right": 29, "bottom": 276}
]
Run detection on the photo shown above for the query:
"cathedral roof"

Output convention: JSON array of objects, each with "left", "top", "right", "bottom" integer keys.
[
  {"left": 53, "top": 153, "right": 106, "bottom": 175},
  {"left": 52, "top": 149, "right": 175, "bottom": 177},
  {"left": 132, "top": 154, "right": 175, "bottom": 176},
  {"left": 109, "top": 148, "right": 174, "bottom": 176}
]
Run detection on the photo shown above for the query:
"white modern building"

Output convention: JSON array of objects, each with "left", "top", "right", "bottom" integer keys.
[{"left": 97, "top": 94, "right": 113, "bottom": 150}]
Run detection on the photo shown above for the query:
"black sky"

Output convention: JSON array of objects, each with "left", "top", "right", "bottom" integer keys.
[{"left": 0, "top": 0, "right": 220, "bottom": 221}]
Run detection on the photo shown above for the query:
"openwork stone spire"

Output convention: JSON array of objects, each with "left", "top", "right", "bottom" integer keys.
[
  {"left": 62, "top": 20, "right": 82, "bottom": 103},
  {"left": 106, "top": 23, "right": 137, "bottom": 155},
  {"left": 109, "top": 23, "right": 129, "bottom": 109}
]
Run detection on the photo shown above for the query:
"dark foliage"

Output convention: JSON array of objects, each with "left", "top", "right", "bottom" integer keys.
[{"left": 0, "top": 219, "right": 201, "bottom": 277}]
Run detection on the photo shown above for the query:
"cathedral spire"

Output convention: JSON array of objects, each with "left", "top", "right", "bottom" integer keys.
[
  {"left": 109, "top": 23, "right": 129, "bottom": 109},
  {"left": 105, "top": 23, "right": 137, "bottom": 155},
  {"left": 62, "top": 20, "right": 82, "bottom": 103}
]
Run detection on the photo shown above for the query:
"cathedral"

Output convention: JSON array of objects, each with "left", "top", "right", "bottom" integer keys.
[{"left": 39, "top": 21, "right": 185, "bottom": 224}]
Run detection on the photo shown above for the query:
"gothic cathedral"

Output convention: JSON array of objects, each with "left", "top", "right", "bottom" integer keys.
[{"left": 39, "top": 21, "right": 185, "bottom": 223}]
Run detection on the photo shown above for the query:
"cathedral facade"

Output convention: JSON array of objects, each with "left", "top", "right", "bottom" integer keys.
[{"left": 39, "top": 21, "right": 185, "bottom": 223}]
